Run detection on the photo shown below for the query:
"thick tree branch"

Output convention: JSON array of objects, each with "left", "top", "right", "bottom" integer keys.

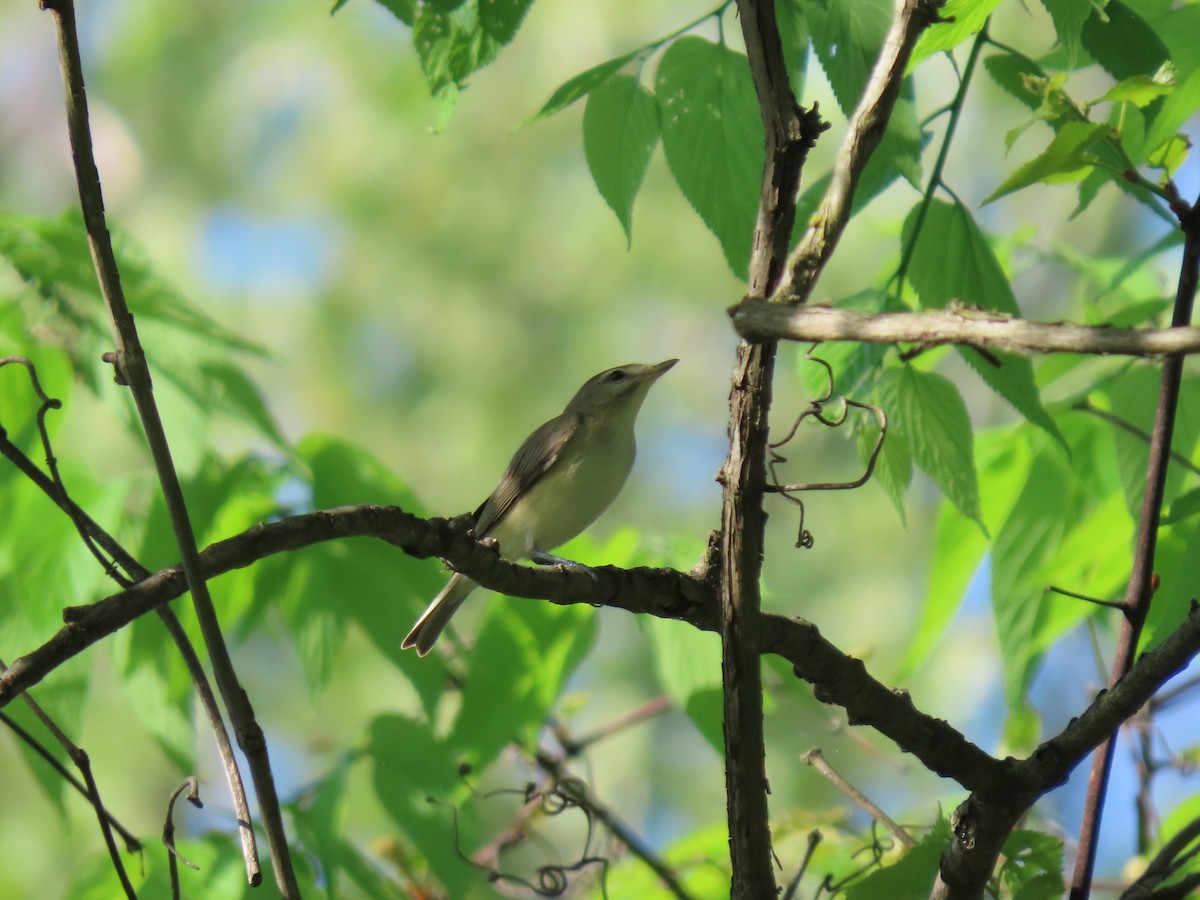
[
  {"left": 932, "top": 603, "right": 1200, "bottom": 898},
  {"left": 2, "top": 502, "right": 1198, "bottom": 859},
  {"left": 731, "top": 302, "right": 1200, "bottom": 356},
  {"left": 724, "top": 0, "right": 825, "bottom": 890}
]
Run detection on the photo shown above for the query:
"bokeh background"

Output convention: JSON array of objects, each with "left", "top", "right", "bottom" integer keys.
[{"left": 0, "top": 0, "right": 1194, "bottom": 896}]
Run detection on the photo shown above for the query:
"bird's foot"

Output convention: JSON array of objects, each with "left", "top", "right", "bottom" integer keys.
[{"left": 530, "top": 551, "right": 600, "bottom": 582}]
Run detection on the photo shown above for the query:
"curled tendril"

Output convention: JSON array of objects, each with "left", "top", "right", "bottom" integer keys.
[
  {"left": 430, "top": 768, "right": 610, "bottom": 898},
  {"left": 767, "top": 347, "right": 888, "bottom": 549}
]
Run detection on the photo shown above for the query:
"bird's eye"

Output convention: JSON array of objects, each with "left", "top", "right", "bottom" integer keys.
[{"left": 607, "top": 370, "right": 627, "bottom": 382}]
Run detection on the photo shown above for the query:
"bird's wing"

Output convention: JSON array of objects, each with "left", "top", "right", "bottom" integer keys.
[{"left": 473, "top": 412, "right": 581, "bottom": 537}]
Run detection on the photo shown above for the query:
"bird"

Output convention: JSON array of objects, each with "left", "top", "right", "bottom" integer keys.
[{"left": 402, "top": 359, "right": 678, "bottom": 655}]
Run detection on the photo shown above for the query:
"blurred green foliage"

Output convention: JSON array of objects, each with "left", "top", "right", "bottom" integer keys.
[{"left": 2, "top": 0, "right": 1200, "bottom": 896}]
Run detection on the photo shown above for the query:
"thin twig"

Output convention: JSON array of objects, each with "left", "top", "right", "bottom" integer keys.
[
  {"left": 1070, "top": 199, "right": 1200, "bottom": 898},
  {"left": 555, "top": 696, "right": 671, "bottom": 756},
  {"left": 1074, "top": 399, "right": 1200, "bottom": 478},
  {"left": 893, "top": 23, "right": 989, "bottom": 301},
  {"left": 0, "top": 395, "right": 261, "bottom": 885},
  {"left": 0, "top": 710, "right": 140, "bottom": 851},
  {"left": 0, "top": 658, "right": 137, "bottom": 898},
  {"left": 781, "top": 831, "right": 822, "bottom": 900},
  {"left": 164, "top": 777, "right": 203, "bottom": 900},
  {"left": 801, "top": 748, "right": 917, "bottom": 849},
  {"left": 1045, "top": 585, "right": 1128, "bottom": 611},
  {"left": 38, "top": 0, "right": 295, "bottom": 891}
]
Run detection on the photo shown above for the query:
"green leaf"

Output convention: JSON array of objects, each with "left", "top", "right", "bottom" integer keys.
[
  {"left": 645, "top": 616, "right": 724, "bottom": 753},
  {"left": 1147, "top": 133, "right": 1190, "bottom": 175},
  {"left": 898, "top": 427, "right": 1049, "bottom": 679},
  {"left": 1106, "top": 369, "right": 1200, "bottom": 520},
  {"left": 450, "top": 599, "right": 597, "bottom": 765},
  {"left": 806, "top": 0, "right": 925, "bottom": 190},
  {"left": 1164, "top": 485, "right": 1200, "bottom": 525},
  {"left": 985, "top": 122, "right": 1108, "bottom": 203},
  {"left": 1142, "top": 527, "right": 1200, "bottom": 653},
  {"left": 583, "top": 75, "right": 661, "bottom": 244},
  {"left": 910, "top": 0, "right": 1002, "bottom": 68},
  {"left": 1154, "top": 3, "right": 1200, "bottom": 78},
  {"left": 863, "top": 413, "right": 910, "bottom": 520},
  {"left": 478, "top": 0, "right": 534, "bottom": 43},
  {"left": 292, "top": 434, "right": 447, "bottom": 716},
  {"left": 5, "top": 665, "right": 89, "bottom": 815},
  {"left": 368, "top": 714, "right": 477, "bottom": 897},
  {"left": 289, "top": 761, "right": 399, "bottom": 900},
  {"left": 413, "top": 1, "right": 503, "bottom": 121},
  {"left": 656, "top": 37, "right": 763, "bottom": 279},
  {"left": 807, "top": 0, "right": 893, "bottom": 114},
  {"left": 1096, "top": 72, "right": 1175, "bottom": 108},
  {"left": 895, "top": 492, "right": 984, "bottom": 680},
  {"left": 843, "top": 814, "right": 950, "bottom": 899},
  {"left": 984, "top": 53, "right": 1046, "bottom": 111},
  {"left": 903, "top": 199, "right": 1019, "bottom": 313},
  {"left": 776, "top": 0, "right": 810, "bottom": 99},
  {"left": 524, "top": 51, "right": 638, "bottom": 125},
  {"left": 992, "top": 448, "right": 1075, "bottom": 708},
  {"left": 1143, "top": 64, "right": 1200, "bottom": 164},
  {"left": 1001, "top": 831, "right": 1065, "bottom": 900},
  {"left": 1081, "top": 0, "right": 1169, "bottom": 81},
  {"left": 959, "top": 347, "right": 1066, "bottom": 449},
  {"left": 1041, "top": 0, "right": 1093, "bottom": 68},
  {"left": 885, "top": 366, "right": 983, "bottom": 529}
]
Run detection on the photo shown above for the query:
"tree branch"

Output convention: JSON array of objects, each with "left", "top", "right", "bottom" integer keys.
[
  {"left": 723, "top": 0, "right": 823, "bottom": 889},
  {"left": 781, "top": 0, "right": 946, "bottom": 302},
  {"left": 38, "top": 0, "right": 295, "bottom": 890},
  {"left": 1, "top": 500, "right": 1198, "bottom": 868},
  {"left": 1071, "top": 200, "right": 1200, "bottom": 898},
  {"left": 731, "top": 302, "right": 1200, "bottom": 356},
  {"left": 0, "top": 376, "right": 261, "bottom": 885}
]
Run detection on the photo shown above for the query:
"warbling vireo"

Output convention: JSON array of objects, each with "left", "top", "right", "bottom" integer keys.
[{"left": 402, "top": 359, "right": 677, "bottom": 655}]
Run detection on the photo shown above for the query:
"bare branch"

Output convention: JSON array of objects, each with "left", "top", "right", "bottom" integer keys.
[
  {"left": 731, "top": 302, "right": 1200, "bottom": 357},
  {"left": 802, "top": 747, "right": 916, "bottom": 849},
  {"left": 1071, "top": 200, "right": 1200, "bottom": 898},
  {"left": 0, "top": 658, "right": 137, "bottom": 898},
  {"left": 781, "top": 0, "right": 946, "bottom": 302},
  {"left": 0, "top": 399, "right": 261, "bottom": 885},
  {"left": 38, "top": 0, "right": 295, "bottom": 890}
]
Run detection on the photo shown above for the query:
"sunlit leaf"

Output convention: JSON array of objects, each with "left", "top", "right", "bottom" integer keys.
[
  {"left": 524, "top": 51, "right": 638, "bottom": 125},
  {"left": 985, "top": 122, "right": 1108, "bottom": 203},
  {"left": 843, "top": 813, "right": 949, "bottom": 898},
  {"left": 910, "top": 0, "right": 1002, "bottom": 68},
  {"left": 1142, "top": 64, "right": 1200, "bottom": 165},
  {"left": 583, "top": 75, "right": 660, "bottom": 244}
]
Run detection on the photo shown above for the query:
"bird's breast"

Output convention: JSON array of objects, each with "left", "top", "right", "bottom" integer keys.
[{"left": 492, "top": 426, "right": 635, "bottom": 557}]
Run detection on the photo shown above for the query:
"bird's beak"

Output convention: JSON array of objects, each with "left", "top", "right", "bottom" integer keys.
[{"left": 649, "top": 359, "right": 679, "bottom": 379}]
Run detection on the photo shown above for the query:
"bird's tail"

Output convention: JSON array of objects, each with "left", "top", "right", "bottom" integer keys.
[{"left": 401, "top": 573, "right": 478, "bottom": 656}]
